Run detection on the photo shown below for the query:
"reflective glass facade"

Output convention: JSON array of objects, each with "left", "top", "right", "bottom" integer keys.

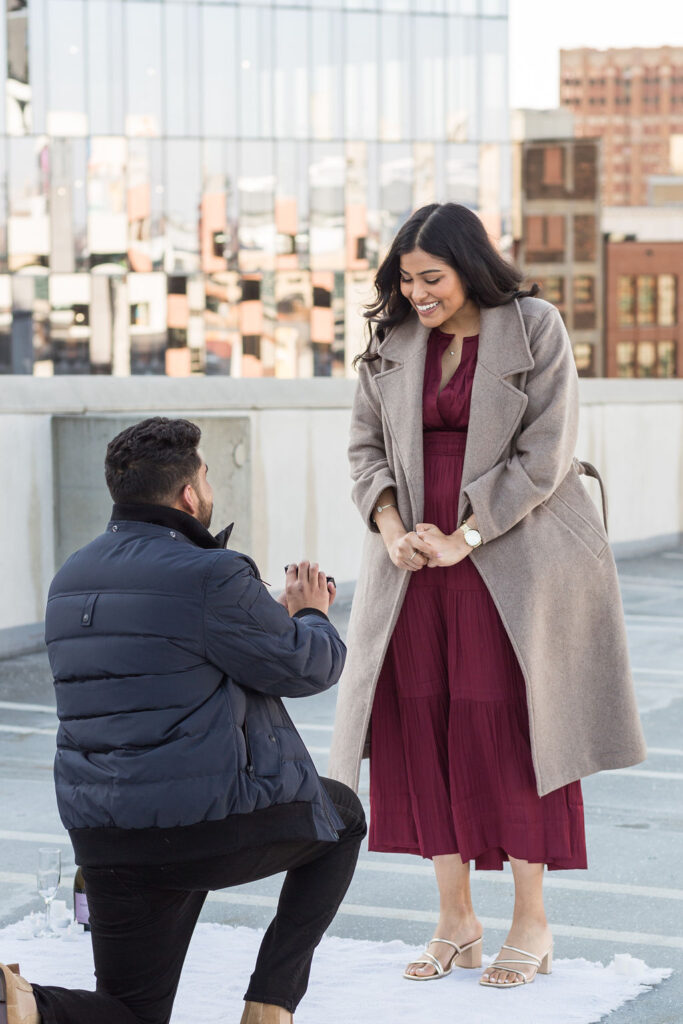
[{"left": 0, "top": 0, "right": 510, "bottom": 377}]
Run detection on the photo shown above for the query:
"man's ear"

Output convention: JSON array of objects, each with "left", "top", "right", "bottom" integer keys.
[{"left": 178, "top": 482, "right": 198, "bottom": 517}]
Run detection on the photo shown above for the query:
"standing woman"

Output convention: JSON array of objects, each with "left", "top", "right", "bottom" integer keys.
[{"left": 329, "top": 203, "right": 646, "bottom": 989}]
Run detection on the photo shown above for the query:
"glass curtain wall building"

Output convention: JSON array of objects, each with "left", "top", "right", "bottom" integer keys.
[{"left": 0, "top": 0, "right": 509, "bottom": 377}]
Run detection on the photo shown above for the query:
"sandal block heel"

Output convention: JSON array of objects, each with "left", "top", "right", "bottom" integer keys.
[
  {"left": 456, "top": 940, "right": 482, "bottom": 969},
  {"left": 539, "top": 948, "right": 552, "bottom": 975}
]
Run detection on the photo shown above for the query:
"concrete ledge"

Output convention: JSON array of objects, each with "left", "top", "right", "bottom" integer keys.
[
  {"left": 3, "top": 376, "right": 683, "bottom": 416},
  {"left": 578, "top": 378, "right": 683, "bottom": 405},
  {"left": 0, "top": 377, "right": 358, "bottom": 414},
  {"left": 0, "top": 622, "right": 46, "bottom": 659}
]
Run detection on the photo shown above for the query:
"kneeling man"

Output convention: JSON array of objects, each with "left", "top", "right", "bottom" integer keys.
[{"left": 1, "top": 417, "right": 365, "bottom": 1024}]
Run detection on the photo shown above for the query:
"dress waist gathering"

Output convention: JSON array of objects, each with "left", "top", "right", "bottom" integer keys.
[{"left": 423, "top": 429, "right": 467, "bottom": 456}]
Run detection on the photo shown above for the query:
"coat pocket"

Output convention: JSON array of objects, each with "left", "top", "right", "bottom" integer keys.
[
  {"left": 243, "top": 709, "right": 282, "bottom": 778},
  {"left": 542, "top": 491, "right": 608, "bottom": 559}
]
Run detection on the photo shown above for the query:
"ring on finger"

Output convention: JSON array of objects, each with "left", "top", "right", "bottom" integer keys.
[{"left": 409, "top": 550, "right": 417, "bottom": 561}]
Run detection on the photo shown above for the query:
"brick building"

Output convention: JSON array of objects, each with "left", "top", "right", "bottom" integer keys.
[
  {"left": 513, "top": 112, "right": 602, "bottom": 375},
  {"left": 560, "top": 46, "right": 683, "bottom": 206},
  {"left": 605, "top": 241, "right": 681, "bottom": 377}
]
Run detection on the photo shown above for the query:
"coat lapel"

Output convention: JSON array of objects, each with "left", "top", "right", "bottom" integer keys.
[
  {"left": 371, "top": 301, "right": 535, "bottom": 526},
  {"left": 373, "top": 316, "right": 430, "bottom": 523},
  {"left": 458, "top": 300, "right": 535, "bottom": 519}
]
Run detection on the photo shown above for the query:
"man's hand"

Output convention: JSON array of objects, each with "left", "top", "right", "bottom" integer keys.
[{"left": 285, "top": 561, "right": 334, "bottom": 616}]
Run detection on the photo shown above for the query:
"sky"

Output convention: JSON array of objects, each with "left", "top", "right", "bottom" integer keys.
[{"left": 508, "top": 0, "right": 683, "bottom": 109}]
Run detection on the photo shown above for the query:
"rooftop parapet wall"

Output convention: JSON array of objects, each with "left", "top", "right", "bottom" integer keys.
[{"left": 1, "top": 377, "right": 682, "bottom": 633}]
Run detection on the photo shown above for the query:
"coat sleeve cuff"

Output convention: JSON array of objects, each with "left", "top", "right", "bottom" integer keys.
[
  {"left": 462, "top": 459, "right": 538, "bottom": 544},
  {"left": 293, "top": 607, "right": 330, "bottom": 622},
  {"left": 355, "top": 471, "right": 398, "bottom": 533}
]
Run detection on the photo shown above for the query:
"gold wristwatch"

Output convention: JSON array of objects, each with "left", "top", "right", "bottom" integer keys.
[{"left": 460, "top": 521, "right": 482, "bottom": 548}]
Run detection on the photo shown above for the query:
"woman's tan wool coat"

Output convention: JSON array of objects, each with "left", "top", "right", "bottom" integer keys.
[{"left": 329, "top": 297, "right": 646, "bottom": 797}]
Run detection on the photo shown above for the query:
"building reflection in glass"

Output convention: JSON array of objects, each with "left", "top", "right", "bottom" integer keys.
[{"left": 1, "top": 0, "right": 510, "bottom": 376}]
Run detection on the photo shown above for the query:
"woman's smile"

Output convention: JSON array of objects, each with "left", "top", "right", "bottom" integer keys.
[{"left": 415, "top": 300, "right": 440, "bottom": 314}]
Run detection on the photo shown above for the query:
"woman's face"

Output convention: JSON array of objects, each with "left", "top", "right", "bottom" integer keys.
[{"left": 399, "top": 248, "right": 475, "bottom": 331}]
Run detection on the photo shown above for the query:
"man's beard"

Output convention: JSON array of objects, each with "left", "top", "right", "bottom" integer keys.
[{"left": 197, "top": 496, "right": 213, "bottom": 530}]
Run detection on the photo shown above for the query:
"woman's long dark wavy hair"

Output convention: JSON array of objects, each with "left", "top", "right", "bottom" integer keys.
[{"left": 355, "top": 203, "right": 538, "bottom": 365}]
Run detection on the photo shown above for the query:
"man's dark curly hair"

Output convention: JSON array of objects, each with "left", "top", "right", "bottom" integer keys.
[{"left": 105, "top": 417, "right": 202, "bottom": 505}]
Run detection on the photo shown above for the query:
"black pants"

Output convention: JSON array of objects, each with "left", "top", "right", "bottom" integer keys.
[{"left": 31, "top": 780, "right": 365, "bottom": 1024}]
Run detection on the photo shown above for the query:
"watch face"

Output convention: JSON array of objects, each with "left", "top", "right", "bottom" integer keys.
[{"left": 464, "top": 528, "right": 481, "bottom": 547}]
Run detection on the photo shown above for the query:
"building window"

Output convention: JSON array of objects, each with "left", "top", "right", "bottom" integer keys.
[
  {"left": 616, "top": 341, "right": 636, "bottom": 378},
  {"left": 657, "top": 274, "right": 677, "bottom": 326},
  {"left": 657, "top": 340, "right": 676, "bottom": 377},
  {"left": 542, "top": 146, "right": 564, "bottom": 186},
  {"left": 573, "top": 342, "right": 594, "bottom": 376},
  {"left": 574, "top": 215, "right": 596, "bottom": 261},
  {"left": 241, "top": 278, "right": 261, "bottom": 302},
  {"left": 525, "top": 215, "right": 565, "bottom": 263},
  {"left": 619, "top": 340, "right": 677, "bottom": 378},
  {"left": 574, "top": 275, "right": 596, "bottom": 329},
  {"left": 538, "top": 275, "right": 564, "bottom": 306},
  {"left": 636, "top": 275, "right": 656, "bottom": 326},
  {"left": 130, "top": 302, "right": 150, "bottom": 327},
  {"left": 242, "top": 334, "right": 261, "bottom": 358}
]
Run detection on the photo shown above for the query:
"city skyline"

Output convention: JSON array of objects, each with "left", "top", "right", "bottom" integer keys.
[
  {"left": 0, "top": 0, "right": 512, "bottom": 378},
  {"left": 509, "top": 0, "right": 683, "bottom": 109}
]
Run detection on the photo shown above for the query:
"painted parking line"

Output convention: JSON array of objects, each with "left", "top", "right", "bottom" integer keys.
[
  {"left": 618, "top": 573, "right": 683, "bottom": 589},
  {"left": 632, "top": 667, "right": 683, "bottom": 677},
  {"left": 310, "top": 751, "right": 683, "bottom": 779},
  {"left": 2, "top": 729, "right": 681, "bottom": 779},
  {"left": 0, "top": 701, "right": 56, "bottom": 715},
  {"left": 4, "top": 831, "right": 683, "bottom": 907},
  {"left": 2, "top": 871, "right": 679, "bottom": 952},
  {"left": 626, "top": 614, "right": 683, "bottom": 630},
  {"left": 204, "top": 892, "right": 683, "bottom": 951},
  {"left": 0, "top": 724, "right": 57, "bottom": 736},
  {"left": 602, "top": 767, "right": 683, "bottom": 781},
  {"left": 353, "top": 859, "right": 683, "bottom": 903}
]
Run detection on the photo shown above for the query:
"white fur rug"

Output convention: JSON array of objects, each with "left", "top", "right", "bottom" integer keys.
[{"left": 2, "top": 915, "right": 671, "bottom": 1024}]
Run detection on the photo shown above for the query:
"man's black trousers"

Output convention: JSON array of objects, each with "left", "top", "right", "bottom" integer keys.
[{"left": 31, "top": 779, "right": 366, "bottom": 1024}]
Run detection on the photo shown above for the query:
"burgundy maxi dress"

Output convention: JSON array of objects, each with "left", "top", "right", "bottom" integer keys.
[{"left": 368, "top": 328, "right": 587, "bottom": 870}]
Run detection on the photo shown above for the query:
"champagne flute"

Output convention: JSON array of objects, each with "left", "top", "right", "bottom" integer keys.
[{"left": 36, "top": 848, "right": 61, "bottom": 937}]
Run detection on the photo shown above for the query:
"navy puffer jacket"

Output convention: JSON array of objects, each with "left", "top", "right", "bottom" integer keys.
[{"left": 45, "top": 504, "right": 346, "bottom": 866}]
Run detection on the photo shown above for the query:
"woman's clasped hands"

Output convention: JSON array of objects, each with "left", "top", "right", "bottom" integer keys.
[
  {"left": 415, "top": 522, "right": 472, "bottom": 568},
  {"left": 388, "top": 524, "right": 471, "bottom": 571}
]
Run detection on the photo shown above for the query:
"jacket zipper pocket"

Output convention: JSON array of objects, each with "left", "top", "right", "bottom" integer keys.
[{"left": 242, "top": 721, "right": 255, "bottom": 777}]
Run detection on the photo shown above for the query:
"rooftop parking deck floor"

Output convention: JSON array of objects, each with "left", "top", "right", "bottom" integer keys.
[{"left": 0, "top": 545, "right": 681, "bottom": 1022}]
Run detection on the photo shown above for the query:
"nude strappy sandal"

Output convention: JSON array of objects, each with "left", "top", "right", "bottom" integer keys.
[
  {"left": 403, "top": 936, "right": 483, "bottom": 980},
  {"left": 479, "top": 943, "right": 553, "bottom": 987}
]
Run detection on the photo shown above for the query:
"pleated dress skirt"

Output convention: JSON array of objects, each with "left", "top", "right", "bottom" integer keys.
[{"left": 368, "top": 333, "right": 587, "bottom": 871}]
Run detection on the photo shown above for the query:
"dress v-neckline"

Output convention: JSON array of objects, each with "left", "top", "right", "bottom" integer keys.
[{"left": 437, "top": 334, "right": 478, "bottom": 395}]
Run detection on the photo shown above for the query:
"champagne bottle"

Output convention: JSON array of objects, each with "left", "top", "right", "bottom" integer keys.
[{"left": 73, "top": 866, "right": 91, "bottom": 931}]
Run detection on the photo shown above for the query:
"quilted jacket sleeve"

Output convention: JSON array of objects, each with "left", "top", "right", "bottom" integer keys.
[{"left": 203, "top": 554, "right": 346, "bottom": 698}]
